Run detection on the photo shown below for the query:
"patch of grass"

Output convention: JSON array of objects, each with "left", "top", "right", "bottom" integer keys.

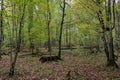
[
  {"left": 24, "top": 56, "right": 38, "bottom": 62},
  {"left": 107, "top": 73, "right": 120, "bottom": 80},
  {"left": 72, "top": 74, "right": 83, "bottom": 80},
  {"left": 75, "top": 53, "right": 107, "bottom": 67},
  {"left": 72, "top": 48, "right": 87, "bottom": 57},
  {"left": 0, "top": 69, "right": 2, "bottom": 75}
]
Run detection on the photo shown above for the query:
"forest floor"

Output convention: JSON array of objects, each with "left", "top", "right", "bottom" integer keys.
[{"left": 0, "top": 49, "right": 120, "bottom": 80}]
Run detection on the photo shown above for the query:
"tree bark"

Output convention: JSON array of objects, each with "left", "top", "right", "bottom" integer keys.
[
  {"left": 0, "top": 0, "right": 3, "bottom": 59},
  {"left": 47, "top": 0, "right": 52, "bottom": 52},
  {"left": 28, "top": 0, "right": 34, "bottom": 54},
  {"left": 9, "top": 1, "right": 26, "bottom": 76},
  {"left": 66, "top": 27, "right": 69, "bottom": 47},
  {"left": 96, "top": 0, "right": 109, "bottom": 62},
  {"left": 58, "top": 0, "right": 66, "bottom": 59},
  {"left": 117, "top": 10, "right": 120, "bottom": 49},
  {"left": 106, "top": 0, "right": 118, "bottom": 68}
]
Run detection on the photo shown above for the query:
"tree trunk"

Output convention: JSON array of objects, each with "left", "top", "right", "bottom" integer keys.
[
  {"left": 9, "top": 1, "right": 26, "bottom": 76},
  {"left": 58, "top": 0, "right": 66, "bottom": 59},
  {"left": 116, "top": 6, "right": 120, "bottom": 50},
  {"left": 28, "top": 0, "right": 34, "bottom": 54},
  {"left": 106, "top": 0, "right": 118, "bottom": 68},
  {"left": 66, "top": 27, "right": 69, "bottom": 47},
  {"left": 102, "top": 33, "right": 110, "bottom": 61},
  {"left": 96, "top": 0, "right": 109, "bottom": 62},
  {"left": 117, "top": 13, "right": 120, "bottom": 49},
  {"left": 9, "top": 0, "right": 16, "bottom": 72},
  {"left": 47, "top": 0, "right": 52, "bottom": 52},
  {"left": 68, "top": 26, "right": 71, "bottom": 48},
  {"left": 0, "top": 0, "right": 3, "bottom": 59}
]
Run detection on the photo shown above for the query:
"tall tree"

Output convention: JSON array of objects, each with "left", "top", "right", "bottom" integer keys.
[
  {"left": 117, "top": 1, "right": 120, "bottom": 49},
  {"left": 46, "top": 0, "right": 52, "bottom": 52},
  {"left": 107, "top": 0, "right": 118, "bottom": 68},
  {"left": 0, "top": 0, "right": 3, "bottom": 59},
  {"left": 28, "top": 0, "right": 34, "bottom": 54},
  {"left": 58, "top": 0, "right": 66, "bottom": 59},
  {"left": 95, "top": 0, "right": 118, "bottom": 68},
  {"left": 96, "top": 0, "right": 109, "bottom": 62},
  {"left": 9, "top": 0, "right": 26, "bottom": 76}
]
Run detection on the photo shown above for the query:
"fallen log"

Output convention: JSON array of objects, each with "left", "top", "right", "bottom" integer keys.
[{"left": 39, "top": 56, "right": 60, "bottom": 63}]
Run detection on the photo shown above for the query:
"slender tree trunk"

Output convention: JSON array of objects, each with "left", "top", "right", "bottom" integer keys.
[
  {"left": 47, "top": 0, "right": 52, "bottom": 52},
  {"left": 66, "top": 27, "right": 69, "bottom": 47},
  {"left": 9, "top": 1, "right": 26, "bottom": 76},
  {"left": 96, "top": 0, "right": 109, "bottom": 62},
  {"left": 55, "top": 22, "right": 59, "bottom": 47},
  {"left": 0, "top": 0, "right": 3, "bottom": 59},
  {"left": 102, "top": 33, "right": 110, "bottom": 61},
  {"left": 116, "top": 11, "right": 120, "bottom": 49},
  {"left": 28, "top": 0, "right": 34, "bottom": 54},
  {"left": 116, "top": 2, "right": 120, "bottom": 50},
  {"left": 58, "top": 0, "right": 66, "bottom": 59},
  {"left": 9, "top": 0, "right": 16, "bottom": 71},
  {"left": 68, "top": 26, "right": 70, "bottom": 47}
]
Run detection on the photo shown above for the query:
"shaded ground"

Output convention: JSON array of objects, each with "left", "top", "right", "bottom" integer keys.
[{"left": 0, "top": 50, "right": 120, "bottom": 80}]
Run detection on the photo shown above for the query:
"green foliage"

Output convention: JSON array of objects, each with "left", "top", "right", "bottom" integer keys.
[{"left": 2, "top": 0, "right": 119, "bottom": 56}]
